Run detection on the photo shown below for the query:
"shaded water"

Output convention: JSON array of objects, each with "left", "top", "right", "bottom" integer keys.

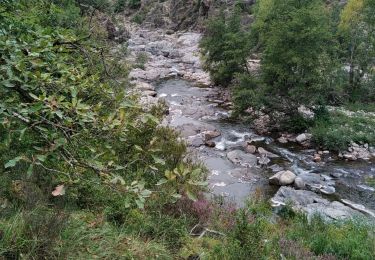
[{"left": 157, "top": 79, "right": 375, "bottom": 209}]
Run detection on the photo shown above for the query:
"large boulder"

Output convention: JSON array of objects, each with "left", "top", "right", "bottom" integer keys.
[
  {"left": 294, "top": 172, "right": 336, "bottom": 195},
  {"left": 227, "top": 150, "right": 257, "bottom": 167},
  {"left": 269, "top": 170, "right": 296, "bottom": 186},
  {"left": 271, "top": 187, "right": 367, "bottom": 221}
]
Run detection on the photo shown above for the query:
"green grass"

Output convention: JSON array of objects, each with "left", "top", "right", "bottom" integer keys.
[{"left": 311, "top": 110, "right": 375, "bottom": 151}]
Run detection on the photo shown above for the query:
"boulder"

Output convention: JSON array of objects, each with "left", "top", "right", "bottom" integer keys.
[
  {"left": 203, "top": 130, "right": 221, "bottom": 141},
  {"left": 204, "top": 140, "right": 215, "bottom": 148},
  {"left": 245, "top": 144, "right": 256, "bottom": 154},
  {"left": 294, "top": 172, "right": 335, "bottom": 195},
  {"left": 269, "top": 170, "right": 296, "bottom": 186},
  {"left": 229, "top": 168, "right": 259, "bottom": 183},
  {"left": 296, "top": 133, "right": 312, "bottom": 143},
  {"left": 271, "top": 187, "right": 366, "bottom": 221},
  {"left": 227, "top": 150, "right": 258, "bottom": 167}
]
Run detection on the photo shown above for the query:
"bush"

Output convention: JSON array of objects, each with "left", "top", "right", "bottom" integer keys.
[{"left": 311, "top": 110, "right": 375, "bottom": 150}]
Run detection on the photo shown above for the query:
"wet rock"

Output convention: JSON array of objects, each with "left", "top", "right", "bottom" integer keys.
[
  {"left": 294, "top": 172, "right": 335, "bottom": 195},
  {"left": 227, "top": 150, "right": 257, "bottom": 167},
  {"left": 203, "top": 130, "right": 221, "bottom": 141},
  {"left": 268, "top": 164, "right": 284, "bottom": 173},
  {"left": 271, "top": 187, "right": 365, "bottom": 221},
  {"left": 205, "top": 140, "right": 216, "bottom": 148},
  {"left": 330, "top": 172, "right": 343, "bottom": 178},
  {"left": 258, "top": 156, "right": 271, "bottom": 165},
  {"left": 257, "top": 147, "right": 279, "bottom": 158},
  {"left": 269, "top": 170, "right": 296, "bottom": 186},
  {"left": 277, "top": 136, "right": 288, "bottom": 144},
  {"left": 245, "top": 144, "right": 256, "bottom": 154}
]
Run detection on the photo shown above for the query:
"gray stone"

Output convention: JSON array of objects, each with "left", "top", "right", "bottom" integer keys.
[
  {"left": 257, "top": 147, "right": 279, "bottom": 158},
  {"left": 227, "top": 150, "right": 258, "bottom": 167},
  {"left": 271, "top": 187, "right": 365, "bottom": 221},
  {"left": 296, "top": 133, "right": 312, "bottom": 143},
  {"left": 203, "top": 130, "right": 221, "bottom": 141},
  {"left": 245, "top": 144, "right": 256, "bottom": 154},
  {"left": 278, "top": 136, "right": 288, "bottom": 144},
  {"left": 269, "top": 170, "right": 296, "bottom": 186},
  {"left": 258, "top": 156, "right": 271, "bottom": 165},
  {"left": 204, "top": 140, "right": 215, "bottom": 148}
]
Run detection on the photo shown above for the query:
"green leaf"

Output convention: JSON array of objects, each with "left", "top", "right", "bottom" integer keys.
[
  {"left": 29, "top": 93, "right": 39, "bottom": 100},
  {"left": 27, "top": 164, "right": 34, "bottom": 178},
  {"left": 186, "top": 190, "right": 197, "bottom": 201},
  {"left": 135, "top": 199, "right": 144, "bottom": 209},
  {"left": 152, "top": 155, "right": 165, "bottom": 165},
  {"left": 19, "top": 127, "right": 27, "bottom": 141},
  {"left": 36, "top": 154, "right": 47, "bottom": 162},
  {"left": 156, "top": 178, "right": 168, "bottom": 186},
  {"left": 140, "top": 189, "right": 152, "bottom": 197},
  {"left": 120, "top": 100, "right": 139, "bottom": 108},
  {"left": 4, "top": 156, "right": 23, "bottom": 168},
  {"left": 134, "top": 145, "right": 143, "bottom": 151}
]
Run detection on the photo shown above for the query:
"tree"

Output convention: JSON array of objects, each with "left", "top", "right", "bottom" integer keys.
[
  {"left": 338, "top": 0, "right": 375, "bottom": 101},
  {"left": 200, "top": 9, "right": 251, "bottom": 86},
  {"left": 258, "top": 0, "right": 335, "bottom": 109}
]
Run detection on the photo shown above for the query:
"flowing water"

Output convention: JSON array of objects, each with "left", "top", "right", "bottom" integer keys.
[{"left": 157, "top": 79, "right": 375, "bottom": 209}]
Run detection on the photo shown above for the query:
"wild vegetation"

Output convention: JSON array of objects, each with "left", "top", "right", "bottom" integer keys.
[
  {"left": 200, "top": 0, "right": 375, "bottom": 151},
  {"left": 1, "top": 0, "right": 375, "bottom": 259}
]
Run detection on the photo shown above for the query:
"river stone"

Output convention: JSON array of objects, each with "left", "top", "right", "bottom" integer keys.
[
  {"left": 245, "top": 144, "right": 256, "bottom": 154},
  {"left": 227, "top": 150, "right": 257, "bottom": 167},
  {"left": 203, "top": 130, "right": 221, "bottom": 141},
  {"left": 258, "top": 156, "right": 271, "bottom": 165},
  {"left": 294, "top": 173, "right": 336, "bottom": 195},
  {"left": 258, "top": 147, "right": 279, "bottom": 158},
  {"left": 269, "top": 170, "right": 296, "bottom": 186},
  {"left": 271, "top": 187, "right": 365, "bottom": 221},
  {"left": 205, "top": 140, "right": 216, "bottom": 148},
  {"left": 296, "top": 133, "right": 311, "bottom": 143},
  {"left": 278, "top": 136, "right": 288, "bottom": 144}
]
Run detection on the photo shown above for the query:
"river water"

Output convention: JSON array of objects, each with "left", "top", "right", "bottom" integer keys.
[{"left": 157, "top": 79, "right": 375, "bottom": 210}]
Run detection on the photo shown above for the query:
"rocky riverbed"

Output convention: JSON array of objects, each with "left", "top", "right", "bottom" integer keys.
[{"left": 125, "top": 24, "right": 375, "bottom": 222}]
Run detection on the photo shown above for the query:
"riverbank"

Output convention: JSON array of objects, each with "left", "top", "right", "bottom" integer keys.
[{"left": 125, "top": 22, "right": 375, "bottom": 222}]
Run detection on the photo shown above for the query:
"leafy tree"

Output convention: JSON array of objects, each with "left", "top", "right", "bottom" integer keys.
[
  {"left": 259, "top": 0, "right": 335, "bottom": 109},
  {"left": 200, "top": 9, "right": 251, "bottom": 86},
  {"left": 338, "top": 0, "right": 375, "bottom": 101}
]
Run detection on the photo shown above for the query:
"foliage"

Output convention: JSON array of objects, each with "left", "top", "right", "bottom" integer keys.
[
  {"left": 260, "top": 0, "right": 335, "bottom": 107},
  {"left": 200, "top": 8, "right": 251, "bottom": 86},
  {"left": 134, "top": 51, "right": 149, "bottom": 70},
  {"left": 114, "top": 0, "right": 127, "bottom": 13},
  {"left": 311, "top": 109, "right": 375, "bottom": 151},
  {"left": 338, "top": 0, "right": 375, "bottom": 101},
  {"left": 0, "top": 2, "right": 206, "bottom": 258}
]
